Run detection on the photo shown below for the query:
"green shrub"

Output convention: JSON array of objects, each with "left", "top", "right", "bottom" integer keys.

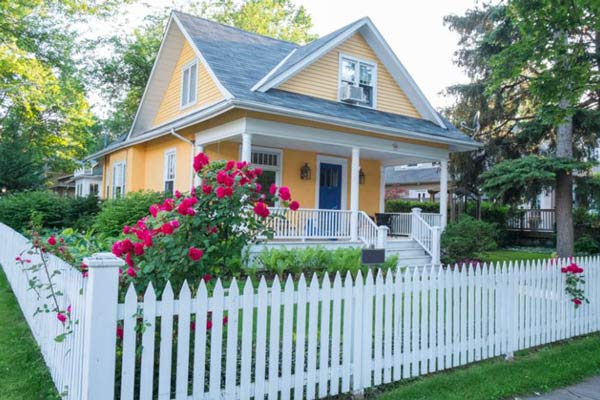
[
  {"left": 575, "top": 234, "right": 600, "bottom": 255},
  {"left": 441, "top": 216, "right": 498, "bottom": 264},
  {"left": 385, "top": 199, "right": 439, "bottom": 213},
  {"left": 93, "top": 191, "right": 165, "bottom": 237},
  {"left": 0, "top": 191, "right": 99, "bottom": 232},
  {"left": 251, "top": 246, "right": 398, "bottom": 278}
]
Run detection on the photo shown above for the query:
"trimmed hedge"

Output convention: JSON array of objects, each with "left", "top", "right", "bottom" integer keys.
[
  {"left": 441, "top": 216, "right": 498, "bottom": 264},
  {"left": 385, "top": 199, "right": 439, "bottom": 213},
  {"left": 0, "top": 191, "right": 100, "bottom": 232}
]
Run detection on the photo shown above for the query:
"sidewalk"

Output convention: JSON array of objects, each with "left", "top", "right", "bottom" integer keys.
[{"left": 520, "top": 376, "right": 600, "bottom": 399}]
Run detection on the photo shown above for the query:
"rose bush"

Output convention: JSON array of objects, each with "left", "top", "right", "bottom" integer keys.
[
  {"left": 111, "top": 153, "right": 299, "bottom": 292},
  {"left": 560, "top": 260, "right": 589, "bottom": 308}
]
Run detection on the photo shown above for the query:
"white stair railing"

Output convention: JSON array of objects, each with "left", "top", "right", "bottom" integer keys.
[
  {"left": 358, "top": 211, "right": 388, "bottom": 248},
  {"left": 410, "top": 208, "right": 441, "bottom": 264},
  {"left": 266, "top": 208, "right": 352, "bottom": 241},
  {"left": 387, "top": 212, "right": 441, "bottom": 236}
]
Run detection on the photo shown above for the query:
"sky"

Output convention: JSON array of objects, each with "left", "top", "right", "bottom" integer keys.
[{"left": 84, "top": 0, "right": 480, "bottom": 111}]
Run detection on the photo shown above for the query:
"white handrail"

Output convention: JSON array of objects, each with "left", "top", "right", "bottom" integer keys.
[
  {"left": 357, "top": 211, "right": 378, "bottom": 247},
  {"left": 410, "top": 208, "right": 441, "bottom": 264},
  {"left": 386, "top": 212, "right": 441, "bottom": 236}
]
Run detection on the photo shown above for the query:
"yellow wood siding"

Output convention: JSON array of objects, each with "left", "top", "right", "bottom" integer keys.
[
  {"left": 153, "top": 40, "right": 224, "bottom": 127},
  {"left": 279, "top": 33, "right": 421, "bottom": 118}
]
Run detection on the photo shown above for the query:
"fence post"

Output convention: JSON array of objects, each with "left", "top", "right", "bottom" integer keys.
[
  {"left": 81, "top": 252, "right": 123, "bottom": 400},
  {"left": 410, "top": 208, "right": 421, "bottom": 240},
  {"left": 376, "top": 226, "right": 389, "bottom": 249},
  {"left": 431, "top": 226, "right": 441, "bottom": 265}
]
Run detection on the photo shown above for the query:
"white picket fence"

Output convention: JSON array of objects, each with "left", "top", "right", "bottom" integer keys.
[
  {"left": 1, "top": 221, "right": 600, "bottom": 400},
  {"left": 0, "top": 223, "right": 88, "bottom": 399}
]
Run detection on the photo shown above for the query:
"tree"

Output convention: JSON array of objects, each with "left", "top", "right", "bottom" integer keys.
[
  {"left": 0, "top": 1, "right": 123, "bottom": 179},
  {"left": 94, "top": 0, "right": 317, "bottom": 138},
  {"left": 0, "top": 137, "right": 43, "bottom": 191},
  {"left": 444, "top": 1, "right": 600, "bottom": 256}
]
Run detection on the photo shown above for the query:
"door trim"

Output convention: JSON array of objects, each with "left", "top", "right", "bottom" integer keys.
[{"left": 315, "top": 155, "right": 348, "bottom": 210}]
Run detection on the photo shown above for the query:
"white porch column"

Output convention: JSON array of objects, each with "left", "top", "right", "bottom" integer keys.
[
  {"left": 440, "top": 159, "right": 448, "bottom": 229},
  {"left": 350, "top": 147, "right": 360, "bottom": 241},
  {"left": 241, "top": 133, "right": 252, "bottom": 162},
  {"left": 193, "top": 144, "right": 204, "bottom": 187},
  {"left": 379, "top": 165, "right": 385, "bottom": 213}
]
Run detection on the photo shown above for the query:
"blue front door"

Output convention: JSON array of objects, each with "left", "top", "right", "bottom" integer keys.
[{"left": 319, "top": 163, "right": 342, "bottom": 210}]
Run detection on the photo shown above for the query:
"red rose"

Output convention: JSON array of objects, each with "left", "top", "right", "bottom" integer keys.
[
  {"left": 57, "top": 312, "right": 66, "bottom": 324},
  {"left": 225, "top": 160, "right": 235, "bottom": 171},
  {"left": 224, "top": 175, "right": 234, "bottom": 187},
  {"left": 278, "top": 186, "right": 291, "bottom": 201},
  {"left": 255, "top": 183, "right": 261, "bottom": 192},
  {"left": 573, "top": 298, "right": 582, "bottom": 305},
  {"left": 188, "top": 247, "right": 204, "bottom": 261},
  {"left": 203, "top": 274, "right": 212, "bottom": 282},
  {"left": 126, "top": 267, "right": 136, "bottom": 277},
  {"left": 215, "top": 186, "right": 226, "bottom": 198},
  {"left": 133, "top": 242, "right": 144, "bottom": 256},
  {"left": 160, "top": 223, "right": 174, "bottom": 235},
  {"left": 112, "top": 241, "right": 123, "bottom": 257},
  {"left": 236, "top": 161, "right": 246, "bottom": 169},
  {"left": 206, "top": 319, "right": 213, "bottom": 330},
  {"left": 116, "top": 326, "right": 124, "bottom": 340},
  {"left": 170, "top": 220, "right": 180, "bottom": 229},
  {"left": 222, "top": 316, "right": 228, "bottom": 325},
  {"left": 120, "top": 238, "right": 134, "bottom": 253},
  {"left": 149, "top": 204, "right": 159, "bottom": 218},
  {"left": 125, "top": 253, "right": 134, "bottom": 267},
  {"left": 216, "top": 170, "right": 227, "bottom": 184},
  {"left": 162, "top": 198, "right": 175, "bottom": 211},
  {"left": 47, "top": 236, "right": 57, "bottom": 246},
  {"left": 175, "top": 190, "right": 182, "bottom": 199},
  {"left": 289, "top": 200, "right": 300, "bottom": 211},
  {"left": 254, "top": 201, "right": 270, "bottom": 218},
  {"left": 269, "top": 183, "right": 277, "bottom": 195},
  {"left": 123, "top": 225, "right": 131, "bottom": 234},
  {"left": 202, "top": 184, "right": 212, "bottom": 194},
  {"left": 254, "top": 167, "right": 263, "bottom": 176},
  {"left": 193, "top": 153, "right": 209, "bottom": 172}
]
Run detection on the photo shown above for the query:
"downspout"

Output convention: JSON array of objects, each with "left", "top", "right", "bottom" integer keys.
[{"left": 169, "top": 128, "right": 196, "bottom": 190}]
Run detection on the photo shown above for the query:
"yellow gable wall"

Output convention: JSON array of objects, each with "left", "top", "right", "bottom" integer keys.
[
  {"left": 278, "top": 33, "right": 420, "bottom": 119},
  {"left": 153, "top": 40, "right": 224, "bottom": 127}
]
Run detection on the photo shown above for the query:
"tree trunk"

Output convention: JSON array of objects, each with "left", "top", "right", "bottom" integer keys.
[{"left": 555, "top": 98, "right": 574, "bottom": 257}]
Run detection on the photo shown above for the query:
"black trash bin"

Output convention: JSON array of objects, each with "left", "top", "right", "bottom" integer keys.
[{"left": 375, "top": 213, "right": 392, "bottom": 228}]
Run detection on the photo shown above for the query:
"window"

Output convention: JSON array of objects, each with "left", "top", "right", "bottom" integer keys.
[
  {"left": 181, "top": 61, "right": 198, "bottom": 108},
  {"left": 164, "top": 150, "right": 176, "bottom": 195},
  {"left": 339, "top": 55, "right": 376, "bottom": 107},
  {"left": 89, "top": 183, "right": 99, "bottom": 196},
  {"left": 112, "top": 162, "right": 126, "bottom": 198},
  {"left": 251, "top": 148, "right": 282, "bottom": 206}
]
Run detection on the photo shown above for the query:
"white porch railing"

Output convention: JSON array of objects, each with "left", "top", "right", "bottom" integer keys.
[
  {"left": 266, "top": 208, "right": 388, "bottom": 248},
  {"left": 410, "top": 208, "right": 441, "bottom": 264},
  {"left": 387, "top": 212, "right": 441, "bottom": 236}
]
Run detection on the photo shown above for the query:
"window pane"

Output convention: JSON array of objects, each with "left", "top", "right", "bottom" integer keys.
[
  {"left": 182, "top": 69, "right": 190, "bottom": 105},
  {"left": 188, "top": 64, "right": 197, "bottom": 103},
  {"left": 164, "top": 180, "right": 174, "bottom": 195},
  {"left": 341, "top": 59, "right": 356, "bottom": 83},
  {"left": 361, "top": 85, "right": 373, "bottom": 107},
  {"left": 256, "top": 170, "right": 277, "bottom": 206},
  {"left": 360, "top": 63, "right": 373, "bottom": 86}
]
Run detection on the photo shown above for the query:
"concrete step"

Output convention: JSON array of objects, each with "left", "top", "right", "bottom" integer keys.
[
  {"left": 386, "top": 248, "right": 428, "bottom": 257},
  {"left": 386, "top": 240, "right": 422, "bottom": 251},
  {"left": 394, "top": 255, "right": 432, "bottom": 267}
]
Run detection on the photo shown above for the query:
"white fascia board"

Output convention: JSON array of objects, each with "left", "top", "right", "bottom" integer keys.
[
  {"left": 256, "top": 18, "right": 369, "bottom": 92},
  {"left": 172, "top": 13, "right": 233, "bottom": 100},
  {"left": 251, "top": 48, "right": 297, "bottom": 92},
  {"left": 126, "top": 15, "right": 176, "bottom": 140},
  {"left": 244, "top": 117, "right": 449, "bottom": 161},
  {"left": 232, "top": 99, "right": 481, "bottom": 151},
  {"left": 194, "top": 118, "right": 247, "bottom": 145},
  {"left": 359, "top": 19, "right": 446, "bottom": 128}
]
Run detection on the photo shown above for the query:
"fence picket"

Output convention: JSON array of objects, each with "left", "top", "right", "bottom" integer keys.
[
  {"left": 226, "top": 279, "right": 240, "bottom": 400},
  {"left": 209, "top": 280, "right": 225, "bottom": 399},
  {"left": 255, "top": 278, "right": 269, "bottom": 400},
  {"left": 306, "top": 274, "right": 319, "bottom": 400},
  {"left": 176, "top": 282, "right": 192, "bottom": 400},
  {"left": 281, "top": 277, "right": 294, "bottom": 400},
  {"left": 294, "top": 275, "right": 307, "bottom": 399},
  {"left": 319, "top": 274, "right": 332, "bottom": 398},
  {"left": 158, "top": 283, "right": 174, "bottom": 400},
  {"left": 239, "top": 279, "right": 254, "bottom": 400},
  {"left": 383, "top": 270, "right": 393, "bottom": 383},
  {"left": 330, "top": 273, "right": 342, "bottom": 396},
  {"left": 192, "top": 281, "right": 208, "bottom": 399},
  {"left": 140, "top": 283, "right": 157, "bottom": 400},
  {"left": 373, "top": 270, "right": 384, "bottom": 386},
  {"left": 120, "top": 284, "right": 137, "bottom": 400}
]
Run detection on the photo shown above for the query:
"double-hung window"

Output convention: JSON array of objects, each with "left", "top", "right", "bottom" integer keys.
[
  {"left": 164, "top": 149, "right": 176, "bottom": 195},
  {"left": 339, "top": 55, "right": 376, "bottom": 108},
  {"left": 180, "top": 61, "right": 198, "bottom": 108},
  {"left": 112, "top": 162, "right": 126, "bottom": 199},
  {"left": 251, "top": 147, "right": 282, "bottom": 206}
]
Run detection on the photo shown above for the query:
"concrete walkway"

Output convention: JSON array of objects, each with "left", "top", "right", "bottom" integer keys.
[{"left": 519, "top": 376, "right": 600, "bottom": 399}]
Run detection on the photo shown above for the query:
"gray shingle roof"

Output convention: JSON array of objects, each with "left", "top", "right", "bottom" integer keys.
[
  {"left": 385, "top": 166, "right": 443, "bottom": 185},
  {"left": 170, "top": 12, "right": 477, "bottom": 146}
]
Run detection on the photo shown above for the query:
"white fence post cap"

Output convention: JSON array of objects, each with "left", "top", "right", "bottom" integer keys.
[
  {"left": 411, "top": 208, "right": 422, "bottom": 214},
  {"left": 83, "top": 252, "right": 125, "bottom": 268}
]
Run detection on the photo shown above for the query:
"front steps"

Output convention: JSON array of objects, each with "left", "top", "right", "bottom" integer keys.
[{"left": 386, "top": 238, "right": 432, "bottom": 267}]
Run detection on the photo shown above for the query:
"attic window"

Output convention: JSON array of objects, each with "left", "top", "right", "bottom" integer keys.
[
  {"left": 339, "top": 55, "right": 376, "bottom": 108},
  {"left": 181, "top": 61, "right": 198, "bottom": 108}
]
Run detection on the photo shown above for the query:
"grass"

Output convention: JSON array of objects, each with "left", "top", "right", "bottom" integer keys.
[
  {"left": 370, "top": 334, "right": 600, "bottom": 400},
  {"left": 0, "top": 268, "right": 60, "bottom": 400},
  {"left": 480, "top": 248, "right": 553, "bottom": 263}
]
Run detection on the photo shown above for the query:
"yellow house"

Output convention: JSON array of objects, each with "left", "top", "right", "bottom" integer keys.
[{"left": 86, "top": 11, "right": 479, "bottom": 264}]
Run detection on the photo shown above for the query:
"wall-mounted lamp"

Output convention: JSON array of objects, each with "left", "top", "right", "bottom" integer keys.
[
  {"left": 300, "top": 163, "right": 312, "bottom": 180},
  {"left": 359, "top": 169, "right": 365, "bottom": 184}
]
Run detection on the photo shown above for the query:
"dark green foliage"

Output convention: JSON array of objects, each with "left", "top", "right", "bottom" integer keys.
[
  {"left": 0, "top": 138, "right": 43, "bottom": 191},
  {"left": 92, "top": 191, "right": 165, "bottom": 237},
  {"left": 574, "top": 235, "right": 600, "bottom": 255},
  {"left": 251, "top": 247, "right": 398, "bottom": 278},
  {"left": 0, "top": 191, "right": 99, "bottom": 232},
  {"left": 385, "top": 199, "right": 439, "bottom": 213},
  {"left": 441, "top": 216, "right": 498, "bottom": 264}
]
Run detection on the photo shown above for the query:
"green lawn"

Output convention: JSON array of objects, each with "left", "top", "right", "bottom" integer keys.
[
  {"left": 0, "top": 268, "right": 60, "bottom": 400},
  {"left": 371, "top": 334, "right": 600, "bottom": 400},
  {"left": 480, "top": 248, "right": 552, "bottom": 263}
]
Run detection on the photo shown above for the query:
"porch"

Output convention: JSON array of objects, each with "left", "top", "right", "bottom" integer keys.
[{"left": 194, "top": 116, "right": 451, "bottom": 265}]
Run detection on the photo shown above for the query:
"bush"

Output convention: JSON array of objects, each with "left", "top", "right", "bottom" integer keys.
[
  {"left": 93, "top": 191, "right": 166, "bottom": 237},
  {"left": 251, "top": 246, "right": 398, "bottom": 279},
  {"left": 441, "top": 216, "right": 498, "bottom": 264},
  {"left": 0, "top": 191, "right": 99, "bottom": 232},
  {"left": 385, "top": 199, "right": 439, "bottom": 213},
  {"left": 575, "top": 234, "right": 600, "bottom": 255}
]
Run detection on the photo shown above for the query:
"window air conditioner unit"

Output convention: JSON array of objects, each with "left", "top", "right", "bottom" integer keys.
[{"left": 341, "top": 84, "right": 364, "bottom": 103}]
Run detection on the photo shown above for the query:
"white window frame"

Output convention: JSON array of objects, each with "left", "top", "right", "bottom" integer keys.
[
  {"left": 163, "top": 148, "right": 176, "bottom": 194},
  {"left": 112, "top": 161, "right": 126, "bottom": 199},
  {"left": 240, "top": 145, "right": 283, "bottom": 202},
  {"left": 180, "top": 60, "right": 198, "bottom": 109},
  {"left": 338, "top": 53, "right": 378, "bottom": 109}
]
